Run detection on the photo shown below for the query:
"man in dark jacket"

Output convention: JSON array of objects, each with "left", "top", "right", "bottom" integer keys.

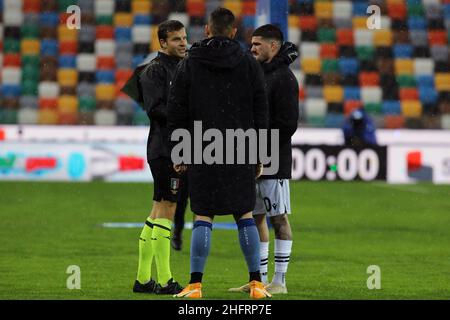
[
  {"left": 343, "top": 108, "right": 377, "bottom": 147},
  {"left": 168, "top": 8, "right": 271, "bottom": 299},
  {"left": 230, "top": 25, "right": 299, "bottom": 295},
  {"left": 129, "top": 20, "right": 187, "bottom": 295}
]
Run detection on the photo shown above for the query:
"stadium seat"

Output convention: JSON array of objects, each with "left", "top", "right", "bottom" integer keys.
[
  {"left": 408, "top": 17, "right": 427, "bottom": 30},
  {"left": 38, "top": 109, "right": 58, "bottom": 124},
  {"left": 96, "top": 70, "right": 115, "bottom": 83},
  {"left": 301, "top": 58, "right": 321, "bottom": 74},
  {"left": 94, "top": 109, "right": 117, "bottom": 126},
  {"left": 354, "top": 30, "right": 374, "bottom": 46},
  {"left": 2, "top": 67, "right": 21, "bottom": 84},
  {"left": 384, "top": 115, "right": 405, "bottom": 129},
  {"left": 325, "top": 113, "right": 345, "bottom": 128},
  {"left": 338, "top": 58, "right": 359, "bottom": 75},
  {"left": 419, "top": 87, "right": 438, "bottom": 104},
  {"left": 374, "top": 30, "right": 393, "bottom": 46},
  {"left": 416, "top": 75, "right": 435, "bottom": 88},
  {"left": 305, "top": 86, "right": 323, "bottom": 99},
  {"left": 79, "top": 96, "right": 97, "bottom": 111},
  {"left": 410, "top": 30, "right": 429, "bottom": 46},
  {"left": 4, "top": 10, "right": 24, "bottom": 26},
  {"left": 96, "top": 84, "right": 116, "bottom": 100},
  {"left": 58, "top": 96, "right": 78, "bottom": 113},
  {"left": 0, "top": 108, "right": 19, "bottom": 124},
  {"left": 399, "top": 88, "right": 419, "bottom": 100},
  {"left": 95, "top": 40, "right": 116, "bottom": 56},
  {"left": 435, "top": 73, "right": 450, "bottom": 91},
  {"left": 21, "top": 39, "right": 40, "bottom": 55},
  {"left": 320, "top": 44, "right": 338, "bottom": 59},
  {"left": 132, "top": 0, "right": 151, "bottom": 14},
  {"left": 58, "top": 25, "right": 78, "bottom": 41},
  {"left": 116, "top": 53, "right": 133, "bottom": 69},
  {"left": 97, "top": 56, "right": 116, "bottom": 69},
  {"left": 38, "top": 82, "right": 59, "bottom": 98},
  {"left": 393, "top": 44, "right": 413, "bottom": 58},
  {"left": 132, "top": 25, "right": 152, "bottom": 43},
  {"left": 395, "top": 59, "right": 414, "bottom": 74},
  {"left": 77, "top": 54, "right": 96, "bottom": 71},
  {"left": 95, "top": 0, "right": 115, "bottom": 15},
  {"left": 58, "top": 111, "right": 79, "bottom": 125},
  {"left": 57, "top": 69, "right": 78, "bottom": 87},
  {"left": 359, "top": 72, "right": 380, "bottom": 86},
  {"left": 299, "top": 16, "right": 317, "bottom": 31},
  {"left": 333, "top": 1, "right": 352, "bottom": 19},
  {"left": 300, "top": 42, "right": 319, "bottom": 58},
  {"left": 18, "top": 108, "right": 38, "bottom": 124},
  {"left": 352, "top": 17, "right": 368, "bottom": 29},
  {"left": 382, "top": 100, "right": 402, "bottom": 115},
  {"left": 431, "top": 45, "right": 449, "bottom": 62},
  {"left": 323, "top": 86, "right": 344, "bottom": 103},
  {"left": 20, "top": 95, "right": 39, "bottom": 109},
  {"left": 305, "top": 98, "right": 327, "bottom": 118},
  {"left": 402, "top": 100, "right": 423, "bottom": 118},
  {"left": 364, "top": 102, "right": 382, "bottom": 115},
  {"left": 414, "top": 58, "right": 435, "bottom": 75},
  {"left": 59, "top": 41, "right": 78, "bottom": 55},
  {"left": 344, "top": 87, "right": 361, "bottom": 101},
  {"left": 441, "top": 115, "right": 450, "bottom": 130},
  {"left": 397, "top": 75, "right": 416, "bottom": 87},
  {"left": 59, "top": 55, "right": 77, "bottom": 68},
  {"left": 361, "top": 87, "right": 382, "bottom": 104}
]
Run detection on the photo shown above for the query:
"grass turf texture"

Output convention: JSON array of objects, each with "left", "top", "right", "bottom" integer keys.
[{"left": 0, "top": 181, "right": 449, "bottom": 300}]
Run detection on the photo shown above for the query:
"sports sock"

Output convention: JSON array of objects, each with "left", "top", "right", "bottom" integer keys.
[
  {"left": 259, "top": 241, "right": 269, "bottom": 283},
  {"left": 236, "top": 218, "right": 261, "bottom": 282},
  {"left": 137, "top": 217, "right": 154, "bottom": 284},
  {"left": 190, "top": 221, "right": 212, "bottom": 283},
  {"left": 273, "top": 239, "right": 292, "bottom": 286},
  {"left": 151, "top": 218, "right": 173, "bottom": 286}
]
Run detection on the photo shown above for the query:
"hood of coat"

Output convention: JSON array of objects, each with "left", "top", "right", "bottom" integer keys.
[
  {"left": 262, "top": 41, "right": 299, "bottom": 73},
  {"left": 188, "top": 36, "right": 245, "bottom": 70}
]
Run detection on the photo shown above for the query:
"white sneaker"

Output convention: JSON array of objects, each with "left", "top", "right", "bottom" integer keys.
[{"left": 265, "top": 282, "right": 288, "bottom": 294}]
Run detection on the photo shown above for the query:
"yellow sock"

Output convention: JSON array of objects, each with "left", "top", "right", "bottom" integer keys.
[
  {"left": 152, "top": 218, "right": 173, "bottom": 285},
  {"left": 136, "top": 218, "right": 154, "bottom": 284}
]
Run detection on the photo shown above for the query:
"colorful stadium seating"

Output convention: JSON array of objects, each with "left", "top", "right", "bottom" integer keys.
[{"left": 0, "top": 0, "right": 449, "bottom": 128}]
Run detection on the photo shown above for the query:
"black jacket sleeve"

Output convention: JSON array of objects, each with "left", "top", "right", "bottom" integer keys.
[
  {"left": 250, "top": 59, "right": 269, "bottom": 131},
  {"left": 271, "top": 70, "right": 299, "bottom": 145},
  {"left": 167, "top": 59, "right": 190, "bottom": 152},
  {"left": 139, "top": 64, "right": 168, "bottom": 123}
]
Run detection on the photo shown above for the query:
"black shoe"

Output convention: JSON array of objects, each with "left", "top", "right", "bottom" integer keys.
[
  {"left": 133, "top": 279, "right": 159, "bottom": 293},
  {"left": 155, "top": 278, "right": 183, "bottom": 295},
  {"left": 171, "top": 234, "right": 182, "bottom": 251}
]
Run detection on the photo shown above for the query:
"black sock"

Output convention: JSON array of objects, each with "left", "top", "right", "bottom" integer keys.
[
  {"left": 249, "top": 271, "right": 261, "bottom": 282},
  {"left": 190, "top": 272, "right": 203, "bottom": 284}
]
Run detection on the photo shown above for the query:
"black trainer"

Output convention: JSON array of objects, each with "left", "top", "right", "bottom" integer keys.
[
  {"left": 133, "top": 279, "right": 159, "bottom": 293},
  {"left": 155, "top": 278, "right": 183, "bottom": 295}
]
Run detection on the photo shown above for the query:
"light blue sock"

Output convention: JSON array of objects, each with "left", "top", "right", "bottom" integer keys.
[
  {"left": 190, "top": 221, "right": 212, "bottom": 273},
  {"left": 237, "top": 218, "right": 260, "bottom": 273}
]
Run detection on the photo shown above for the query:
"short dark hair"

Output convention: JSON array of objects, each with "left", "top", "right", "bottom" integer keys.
[
  {"left": 158, "top": 20, "right": 185, "bottom": 41},
  {"left": 208, "top": 7, "right": 236, "bottom": 37},
  {"left": 252, "top": 24, "right": 284, "bottom": 43}
]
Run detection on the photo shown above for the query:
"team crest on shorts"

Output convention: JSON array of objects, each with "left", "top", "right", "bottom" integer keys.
[{"left": 170, "top": 178, "right": 180, "bottom": 194}]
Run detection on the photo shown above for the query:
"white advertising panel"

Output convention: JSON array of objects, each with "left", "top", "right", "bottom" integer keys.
[{"left": 388, "top": 145, "right": 450, "bottom": 184}]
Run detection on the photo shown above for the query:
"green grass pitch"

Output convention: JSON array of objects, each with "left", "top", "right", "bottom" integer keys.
[{"left": 0, "top": 181, "right": 449, "bottom": 300}]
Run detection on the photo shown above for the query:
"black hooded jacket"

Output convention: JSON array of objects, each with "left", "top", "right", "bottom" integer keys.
[
  {"left": 138, "top": 51, "right": 181, "bottom": 161},
  {"left": 167, "top": 36, "right": 269, "bottom": 215},
  {"left": 259, "top": 42, "right": 300, "bottom": 179}
]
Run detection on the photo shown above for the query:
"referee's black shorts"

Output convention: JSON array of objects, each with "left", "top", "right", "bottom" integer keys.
[{"left": 148, "top": 157, "right": 185, "bottom": 203}]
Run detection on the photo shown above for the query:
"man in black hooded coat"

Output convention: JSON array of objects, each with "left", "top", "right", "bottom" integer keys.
[{"left": 168, "top": 8, "right": 271, "bottom": 299}]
